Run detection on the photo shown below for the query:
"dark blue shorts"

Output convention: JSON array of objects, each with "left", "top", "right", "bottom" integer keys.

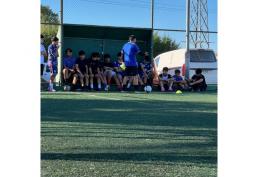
[
  {"left": 48, "top": 61, "right": 58, "bottom": 75},
  {"left": 125, "top": 66, "right": 138, "bottom": 76}
]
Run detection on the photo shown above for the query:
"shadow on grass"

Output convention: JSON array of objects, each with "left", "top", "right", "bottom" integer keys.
[
  {"left": 41, "top": 97, "right": 217, "bottom": 166},
  {"left": 41, "top": 98, "right": 217, "bottom": 128},
  {"left": 41, "top": 152, "right": 216, "bottom": 165}
]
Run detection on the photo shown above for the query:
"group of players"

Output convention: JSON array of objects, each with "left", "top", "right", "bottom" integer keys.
[{"left": 40, "top": 34, "right": 207, "bottom": 92}]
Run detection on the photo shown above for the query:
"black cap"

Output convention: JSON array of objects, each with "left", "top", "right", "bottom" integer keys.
[
  {"left": 78, "top": 50, "right": 85, "bottom": 56},
  {"left": 129, "top": 35, "right": 136, "bottom": 41},
  {"left": 51, "top": 36, "right": 59, "bottom": 42}
]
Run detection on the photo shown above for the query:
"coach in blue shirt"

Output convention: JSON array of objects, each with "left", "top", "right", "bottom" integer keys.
[{"left": 121, "top": 35, "right": 141, "bottom": 91}]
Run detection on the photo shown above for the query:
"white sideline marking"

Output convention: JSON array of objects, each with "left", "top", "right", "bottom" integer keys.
[{"left": 88, "top": 94, "right": 122, "bottom": 101}]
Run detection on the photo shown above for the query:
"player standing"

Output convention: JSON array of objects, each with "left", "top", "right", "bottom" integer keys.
[
  {"left": 47, "top": 37, "right": 59, "bottom": 92},
  {"left": 121, "top": 35, "right": 141, "bottom": 91},
  {"left": 40, "top": 34, "right": 47, "bottom": 77}
]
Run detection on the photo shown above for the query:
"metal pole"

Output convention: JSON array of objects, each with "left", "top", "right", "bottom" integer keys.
[
  {"left": 58, "top": 0, "right": 64, "bottom": 85},
  {"left": 150, "top": 0, "right": 154, "bottom": 59},
  {"left": 185, "top": 0, "right": 191, "bottom": 79}
]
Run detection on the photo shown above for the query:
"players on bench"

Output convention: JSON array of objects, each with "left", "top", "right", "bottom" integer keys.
[
  {"left": 113, "top": 52, "right": 125, "bottom": 87},
  {"left": 103, "top": 54, "right": 122, "bottom": 91},
  {"left": 88, "top": 52, "right": 107, "bottom": 91},
  {"left": 139, "top": 52, "right": 153, "bottom": 86},
  {"left": 63, "top": 48, "right": 76, "bottom": 87},
  {"left": 74, "top": 50, "right": 89, "bottom": 90}
]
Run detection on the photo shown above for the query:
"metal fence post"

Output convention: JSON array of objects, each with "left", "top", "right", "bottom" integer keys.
[{"left": 185, "top": 0, "right": 191, "bottom": 79}]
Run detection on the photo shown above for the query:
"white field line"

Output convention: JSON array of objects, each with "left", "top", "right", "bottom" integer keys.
[{"left": 88, "top": 94, "right": 122, "bottom": 101}]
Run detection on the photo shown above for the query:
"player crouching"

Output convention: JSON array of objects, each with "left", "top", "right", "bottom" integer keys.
[
  {"left": 159, "top": 67, "right": 173, "bottom": 92},
  {"left": 172, "top": 69, "right": 188, "bottom": 91}
]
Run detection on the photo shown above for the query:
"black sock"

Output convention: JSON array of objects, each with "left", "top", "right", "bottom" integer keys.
[{"left": 123, "top": 85, "right": 127, "bottom": 91}]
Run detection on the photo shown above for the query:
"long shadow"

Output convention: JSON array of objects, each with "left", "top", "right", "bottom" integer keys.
[
  {"left": 41, "top": 152, "right": 216, "bottom": 164},
  {"left": 41, "top": 98, "right": 217, "bottom": 128}
]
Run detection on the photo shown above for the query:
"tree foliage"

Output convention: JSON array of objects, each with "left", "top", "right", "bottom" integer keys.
[
  {"left": 41, "top": 5, "right": 59, "bottom": 47},
  {"left": 153, "top": 32, "right": 180, "bottom": 58}
]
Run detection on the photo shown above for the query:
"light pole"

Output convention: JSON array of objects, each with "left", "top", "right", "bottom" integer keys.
[
  {"left": 150, "top": 0, "right": 154, "bottom": 60},
  {"left": 185, "top": 0, "right": 191, "bottom": 79}
]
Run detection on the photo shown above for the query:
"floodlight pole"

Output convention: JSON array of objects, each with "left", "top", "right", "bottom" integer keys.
[
  {"left": 185, "top": 0, "right": 191, "bottom": 79},
  {"left": 150, "top": 0, "right": 154, "bottom": 60}
]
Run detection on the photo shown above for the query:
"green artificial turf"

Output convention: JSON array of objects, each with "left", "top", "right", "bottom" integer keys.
[{"left": 41, "top": 91, "right": 217, "bottom": 177}]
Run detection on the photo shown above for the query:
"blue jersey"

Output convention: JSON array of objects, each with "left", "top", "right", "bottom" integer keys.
[
  {"left": 141, "top": 62, "right": 152, "bottom": 73},
  {"left": 63, "top": 56, "right": 76, "bottom": 69},
  {"left": 48, "top": 44, "right": 58, "bottom": 62},
  {"left": 113, "top": 61, "right": 124, "bottom": 75},
  {"left": 113, "top": 61, "right": 120, "bottom": 68},
  {"left": 173, "top": 75, "right": 183, "bottom": 82},
  {"left": 122, "top": 42, "right": 140, "bottom": 67}
]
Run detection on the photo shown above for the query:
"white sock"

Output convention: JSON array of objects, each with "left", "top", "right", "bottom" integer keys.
[
  {"left": 90, "top": 84, "right": 94, "bottom": 89},
  {"left": 49, "top": 82, "right": 53, "bottom": 90},
  {"left": 98, "top": 84, "right": 101, "bottom": 89},
  {"left": 127, "top": 83, "right": 131, "bottom": 88}
]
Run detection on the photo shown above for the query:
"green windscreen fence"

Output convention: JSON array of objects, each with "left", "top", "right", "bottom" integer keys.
[{"left": 62, "top": 24, "right": 152, "bottom": 61}]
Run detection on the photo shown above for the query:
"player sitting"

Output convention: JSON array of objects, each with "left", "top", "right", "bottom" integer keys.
[
  {"left": 63, "top": 48, "right": 76, "bottom": 86},
  {"left": 140, "top": 52, "right": 153, "bottom": 86},
  {"left": 113, "top": 52, "right": 125, "bottom": 86},
  {"left": 103, "top": 54, "right": 122, "bottom": 91},
  {"left": 172, "top": 69, "right": 188, "bottom": 91},
  {"left": 74, "top": 50, "right": 89, "bottom": 90},
  {"left": 188, "top": 68, "right": 207, "bottom": 91},
  {"left": 89, "top": 52, "right": 107, "bottom": 91},
  {"left": 159, "top": 67, "right": 173, "bottom": 92}
]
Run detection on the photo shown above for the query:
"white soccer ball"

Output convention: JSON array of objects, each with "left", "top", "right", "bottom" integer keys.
[
  {"left": 64, "top": 85, "right": 71, "bottom": 91},
  {"left": 144, "top": 85, "right": 152, "bottom": 93}
]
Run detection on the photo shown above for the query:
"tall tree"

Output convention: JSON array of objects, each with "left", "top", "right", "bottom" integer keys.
[
  {"left": 41, "top": 5, "right": 60, "bottom": 48},
  {"left": 153, "top": 32, "right": 180, "bottom": 58},
  {"left": 41, "top": 5, "right": 59, "bottom": 24}
]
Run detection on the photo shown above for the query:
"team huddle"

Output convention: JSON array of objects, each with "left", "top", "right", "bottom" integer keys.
[{"left": 40, "top": 34, "right": 207, "bottom": 92}]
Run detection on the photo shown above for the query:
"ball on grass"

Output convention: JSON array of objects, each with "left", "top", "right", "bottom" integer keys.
[
  {"left": 176, "top": 90, "right": 183, "bottom": 94},
  {"left": 64, "top": 85, "right": 71, "bottom": 91},
  {"left": 144, "top": 85, "right": 152, "bottom": 93}
]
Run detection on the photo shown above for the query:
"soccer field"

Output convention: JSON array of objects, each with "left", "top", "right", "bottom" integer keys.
[{"left": 41, "top": 91, "right": 217, "bottom": 177}]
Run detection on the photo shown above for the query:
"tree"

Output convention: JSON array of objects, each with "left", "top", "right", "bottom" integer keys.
[
  {"left": 153, "top": 32, "right": 180, "bottom": 58},
  {"left": 41, "top": 5, "right": 60, "bottom": 49},
  {"left": 41, "top": 5, "right": 59, "bottom": 24}
]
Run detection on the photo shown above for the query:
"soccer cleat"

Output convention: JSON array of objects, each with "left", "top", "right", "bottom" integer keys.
[
  {"left": 161, "top": 87, "right": 165, "bottom": 92},
  {"left": 48, "top": 88, "right": 56, "bottom": 92}
]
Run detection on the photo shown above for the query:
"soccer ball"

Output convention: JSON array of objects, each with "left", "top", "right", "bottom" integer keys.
[
  {"left": 120, "top": 62, "right": 126, "bottom": 71},
  {"left": 64, "top": 85, "right": 71, "bottom": 91},
  {"left": 144, "top": 85, "right": 152, "bottom": 93},
  {"left": 176, "top": 90, "right": 183, "bottom": 94}
]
